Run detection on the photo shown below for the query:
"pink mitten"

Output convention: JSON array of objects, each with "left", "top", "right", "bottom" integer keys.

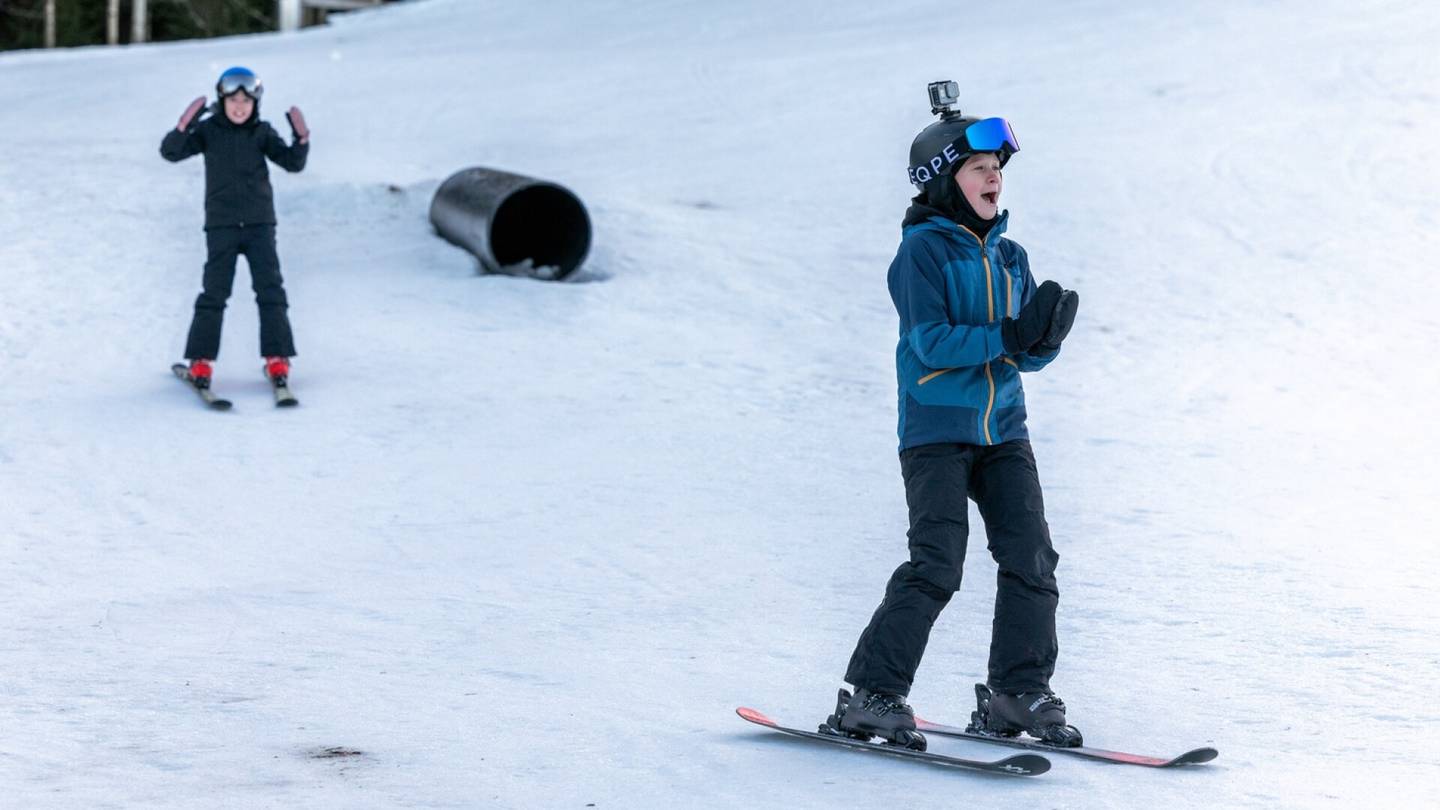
[
  {"left": 286, "top": 106, "right": 310, "bottom": 142},
  {"left": 177, "top": 96, "right": 206, "bottom": 131}
]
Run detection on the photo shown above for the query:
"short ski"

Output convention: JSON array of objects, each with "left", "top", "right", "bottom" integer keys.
[
  {"left": 172, "top": 363, "right": 232, "bottom": 411},
  {"left": 264, "top": 367, "right": 298, "bottom": 407},
  {"left": 736, "top": 707, "right": 1049, "bottom": 776},
  {"left": 914, "top": 717, "right": 1217, "bottom": 768}
]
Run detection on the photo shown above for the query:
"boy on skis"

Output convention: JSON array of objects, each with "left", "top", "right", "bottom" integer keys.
[
  {"left": 823, "top": 83, "right": 1081, "bottom": 751},
  {"left": 160, "top": 66, "right": 309, "bottom": 390}
]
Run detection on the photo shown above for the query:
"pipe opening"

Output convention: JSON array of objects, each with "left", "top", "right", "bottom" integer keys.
[{"left": 490, "top": 185, "right": 591, "bottom": 277}]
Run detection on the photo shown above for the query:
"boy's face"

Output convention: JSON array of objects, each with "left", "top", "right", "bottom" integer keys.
[
  {"left": 223, "top": 92, "right": 255, "bottom": 124},
  {"left": 954, "top": 152, "right": 1003, "bottom": 220}
]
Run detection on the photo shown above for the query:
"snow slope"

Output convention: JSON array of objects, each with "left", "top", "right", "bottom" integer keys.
[{"left": 2, "top": 0, "right": 1438, "bottom": 806}]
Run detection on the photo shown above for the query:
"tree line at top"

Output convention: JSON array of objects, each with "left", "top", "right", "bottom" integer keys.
[{"left": 0, "top": 0, "right": 394, "bottom": 51}]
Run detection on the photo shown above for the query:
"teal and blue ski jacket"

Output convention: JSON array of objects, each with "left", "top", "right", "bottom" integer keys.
[{"left": 888, "top": 210, "right": 1058, "bottom": 451}]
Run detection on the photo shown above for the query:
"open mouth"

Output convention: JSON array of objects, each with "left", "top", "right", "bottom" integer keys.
[{"left": 981, "top": 192, "right": 999, "bottom": 206}]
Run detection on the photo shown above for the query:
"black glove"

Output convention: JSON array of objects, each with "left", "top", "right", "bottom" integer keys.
[
  {"left": 1001, "top": 280, "right": 1063, "bottom": 355},
  {"left": 1030, "top": 289, "right": 1079, "bottom": 354}
]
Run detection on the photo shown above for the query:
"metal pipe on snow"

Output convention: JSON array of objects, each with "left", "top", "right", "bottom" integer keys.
[{"left": 429, "top": 167, "right": 591, "bottom": 281}]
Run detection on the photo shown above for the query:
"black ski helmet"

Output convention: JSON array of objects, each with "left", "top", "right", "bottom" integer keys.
[{"left": 907, "top": 83, "right": 1018, "bottom": 208}]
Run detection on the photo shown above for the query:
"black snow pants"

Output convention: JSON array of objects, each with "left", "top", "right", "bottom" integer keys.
[
  {"left": 184, "top": 224, "right": 296, "bottom": 360},
  {"left": 844, "top": 439, "right": 1060, "bottom": 697}
]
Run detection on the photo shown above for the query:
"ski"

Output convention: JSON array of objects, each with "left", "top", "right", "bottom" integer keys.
[
  {"left": 264, "top": 367, "right": 298, "bottom": 407},
  {"left": 913, "top": 717, "right": 1218, "bottom": 768},
  {"left": 735, "top": 707, "right": 1049, "bottom": 776},
  {"left": 171, "top": 363, "right": 232, "bottom": 410}
]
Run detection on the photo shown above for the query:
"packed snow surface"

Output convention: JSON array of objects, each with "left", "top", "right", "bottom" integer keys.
[{"left": 1, "top": 0, "right": 1437, "bottom": 806}]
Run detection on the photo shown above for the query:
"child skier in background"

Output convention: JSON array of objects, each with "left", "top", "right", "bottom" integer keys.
[
  {"left": 821, "top": 84, "right": 1081, "bottom": 751},
  {"left": 161, "top": 66, "right": 309, "bottom": 390}
]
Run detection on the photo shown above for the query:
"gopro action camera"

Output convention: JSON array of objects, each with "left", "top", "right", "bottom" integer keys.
[{"left": 927, "top": 80, "right": 961, "bottom": 117}]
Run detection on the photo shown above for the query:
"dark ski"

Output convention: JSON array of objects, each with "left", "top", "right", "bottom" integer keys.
[
  {"left": 172, "top": 363, "right": 232, "bottom": 410},
  {"left": 914, "top": 717, "right": 1218, "bottom": 768},
  {"left": 735, "top": 707, "right": 1049, "bottom": 776},
  {"left": 264, "top": 367, "right": 298, "bottom": 407}
]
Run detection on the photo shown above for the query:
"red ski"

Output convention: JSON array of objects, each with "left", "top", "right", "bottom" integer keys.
[{"left": 913, "top": 716, "right": 1218, "bottom": 768}]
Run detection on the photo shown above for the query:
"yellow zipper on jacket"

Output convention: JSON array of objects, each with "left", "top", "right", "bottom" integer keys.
[
  {"left": 959, "top": 225, "right": 999, "bottom": 445},
  {"left": 912, "top": 224, "right": 999, "bottom": 443}
]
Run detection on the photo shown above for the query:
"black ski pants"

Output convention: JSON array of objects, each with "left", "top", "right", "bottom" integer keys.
[
  {"left": 184, "top": 224, "right": 296, "bottom": 360},
  {"left": 844, "top": 439, "right": 1060, "bottom": 697}
]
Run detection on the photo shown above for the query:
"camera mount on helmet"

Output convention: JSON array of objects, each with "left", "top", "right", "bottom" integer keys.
[{"left": 927, "top": 80, "right": 963, "bottom": 119}]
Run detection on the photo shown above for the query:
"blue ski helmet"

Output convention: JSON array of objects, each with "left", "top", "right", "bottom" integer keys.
[{"left": 216, "top": 66, "right": 264, "bottom": 101}]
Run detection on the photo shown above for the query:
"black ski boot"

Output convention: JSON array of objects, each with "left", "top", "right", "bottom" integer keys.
[
  {"left": 967, "top": 683, "right": 1083, "bottom": 747},
  {"left": 819, "top": 688, "right": 927, "bottom": 751}
]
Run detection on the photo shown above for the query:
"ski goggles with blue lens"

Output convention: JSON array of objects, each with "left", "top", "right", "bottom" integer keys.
[
  {"left": 217, "top": 69, "right": 263, "bottom": 99},
  {"left": 908, "top": 117, "right": 1019, "bottom": 186},
  {"left": 962, "top": 117, "right": 1019, "bottom": 153}
]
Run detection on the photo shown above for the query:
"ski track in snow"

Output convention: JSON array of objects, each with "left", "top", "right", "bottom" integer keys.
[{"left": 2, "top": 0, "right": 1438, "bottom": 807}]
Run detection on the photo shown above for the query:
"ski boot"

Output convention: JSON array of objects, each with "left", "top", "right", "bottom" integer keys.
[
  {"left": 819, "top": 688, "right": 927, "bottom": 751},
  {"left": 188, "top": 358, "right": 214, "bottom": 390},
  {"left": 967, "top": 683, "right": 1083, "bottom": 747},
  {"left": 264, "top": 356, "right": 290, "bottom": 387}
]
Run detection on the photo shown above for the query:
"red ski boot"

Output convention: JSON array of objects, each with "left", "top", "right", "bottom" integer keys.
[
  {"left": 264, "top": 356, "right": 290, "bottom": 386},
  {"left": 188, "top": 358, "right": 214, "bottom": 389}
]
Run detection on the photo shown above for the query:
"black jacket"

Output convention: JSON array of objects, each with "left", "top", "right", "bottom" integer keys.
[{"left": 160, "top": 111, "right": 308, "bottom": 229}]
